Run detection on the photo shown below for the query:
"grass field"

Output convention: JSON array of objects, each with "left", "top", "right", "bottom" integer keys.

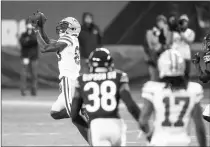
[{"left": 2, "top": 88, "right": 210, "bottom": 146}]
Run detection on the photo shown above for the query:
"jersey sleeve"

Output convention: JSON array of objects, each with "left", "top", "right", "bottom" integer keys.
[
  {"left": 141, "top": 81, "right": 155, "bottom": 103},
  {"left": 57, "top": 34, "right": 73, "bottom": 46}
]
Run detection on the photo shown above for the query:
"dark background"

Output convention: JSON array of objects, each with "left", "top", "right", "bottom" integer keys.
[{"left": 2, "top": 1, "right": 210, "bottom": 88}]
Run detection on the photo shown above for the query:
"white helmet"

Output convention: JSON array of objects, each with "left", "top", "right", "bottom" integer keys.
[
  {"left": 56, "top": 17, "right": 81, "bottom": 37},
  {"left": 158, "top": 49, "right": 186, "bottom": 78}
]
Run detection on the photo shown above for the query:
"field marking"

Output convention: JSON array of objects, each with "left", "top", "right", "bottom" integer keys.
[
  {"left": 2, "top": 100, "right": 209, "bottom": 109},
  {"left": 2, "top": 130, "right": 139, "bottom": 137}
]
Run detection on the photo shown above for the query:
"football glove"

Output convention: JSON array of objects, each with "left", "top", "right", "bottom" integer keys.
[{"left": 29, "top": 10, "right": 47, "bottom": 29}]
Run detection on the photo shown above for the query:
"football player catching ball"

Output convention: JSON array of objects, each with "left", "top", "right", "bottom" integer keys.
[{"left": 29, "top": 11, "right": 89, "bottom": 143}]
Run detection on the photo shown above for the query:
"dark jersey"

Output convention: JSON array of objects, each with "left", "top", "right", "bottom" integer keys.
[
  {"left": 19, "top": 31, "right": 38, "bottom": 60},
  {"left": 75, "top": 70, "right": 129, "bottom": 121},
  {"left": 200, "top": 51, "right": 210, "bottom": 83}
]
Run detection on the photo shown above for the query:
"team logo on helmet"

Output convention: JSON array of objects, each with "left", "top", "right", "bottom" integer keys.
[
  {"left": 56, "top": 17, "right": 81, "bottom": 37},
  {"left": 88, "top": 48, "right": 114, "bottom": 72}
]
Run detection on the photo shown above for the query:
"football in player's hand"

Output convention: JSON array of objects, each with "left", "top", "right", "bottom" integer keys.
[{"left": 29, "top": 10, "right": 47, "bottom": 28}]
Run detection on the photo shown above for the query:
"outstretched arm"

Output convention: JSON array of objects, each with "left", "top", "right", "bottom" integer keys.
[
  {"left": 138, "top": 98, "right": 154, "bottom": 141},
  {"left": 30, "top": 11, "right": 67, "bottom": 53},
  {"left": 35, "top": 28, "right": 67, "bottom": 53},
  {"left": 71, "top": 87, "right": 88, "bottom": 129},
  {"left": 120, "top": 83, "right": 141, "bottom": 121}
]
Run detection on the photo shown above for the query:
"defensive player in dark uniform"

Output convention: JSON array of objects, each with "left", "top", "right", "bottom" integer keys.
[
  {"left": 192, "top": 33, "right": 210, "bottom": 122},
  {"left": 71, "top": 48, "right": 141, "bottom": 146},
  {"left": 192, "top": 33, "right": 210, "bottom": 83}
]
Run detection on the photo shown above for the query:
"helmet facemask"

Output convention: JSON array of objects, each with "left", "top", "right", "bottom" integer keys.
[{"left": 56, "top": 21, "right": 69, "bottom": 37}]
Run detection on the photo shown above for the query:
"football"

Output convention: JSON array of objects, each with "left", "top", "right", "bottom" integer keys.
[{"left": 30, "top": 10, "right": 47, "bottom": 28}]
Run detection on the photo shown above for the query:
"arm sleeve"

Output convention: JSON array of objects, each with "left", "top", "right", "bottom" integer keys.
[
  {"left": 57, "top": 35, "right": 73, "bottom": 46},
  {"left": 119, "top": 72, "right": 141, "bottom": 121},
  {"left": 120, "top": 85, "right": 141, "bottom": 121}
]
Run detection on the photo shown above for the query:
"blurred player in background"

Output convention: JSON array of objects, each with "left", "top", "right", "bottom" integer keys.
[
  {"left": 192, "top": 33, "right": 210, "bottom": 122},
  {"left": 139, "top": 49, "right": 206, "bottom": 146},
  {"left": 19, "top": 20, "right": 38, "bottom": 96},
  {"left": 145, "top": 15, "right": 169, "bottom": 81},
  {"left": 170, "top": 14, "right": 195, "bottom": 79},
  {"left": 71, "top": 48, "right": 141, "bottom": 146},
  {"left": 29, "top": 11, "right": 89, "bottom": 143}
]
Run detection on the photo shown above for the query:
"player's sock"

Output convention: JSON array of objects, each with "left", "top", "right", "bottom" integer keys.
[
  {"left": 72, "top": 115, "right": 89, "bottom": 144},
  {"left": 203, "top": 115, "right": 210, "bottom": 122},
  {"left": 50, "top": 109, "right": 70, "bottom": 119}
]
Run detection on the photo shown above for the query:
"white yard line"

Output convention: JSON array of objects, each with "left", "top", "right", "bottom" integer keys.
[{"left": 2, "top": 100, "right": 209, "bottom": 108}]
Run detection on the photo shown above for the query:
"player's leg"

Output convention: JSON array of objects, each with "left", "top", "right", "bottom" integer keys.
[
  {"left": 50, "top": 77, "right": 70, "bottom": 119},
  {"left": 111, "top": 119, "right": 127, "bottom": 146},
  {"left": 90, "top": 118, "right": 126, "bottom": 146},
  {"left": 29, "top": 60, "right": 38, "bottom": 96},
  {"left": 50, "top": 94, "right": 69, "bottom": 119},
  {"left": 68, "top": 78, "right": 89, "bottom": 143},
  {"left": 20, "top": 59, "right": 28, "bottom": 96},
  {"left": 203, "top": 104, "right": 210, "bottom": 122},
  {"left": 89, "top": 119, "right": 106, "bottom": 146}
]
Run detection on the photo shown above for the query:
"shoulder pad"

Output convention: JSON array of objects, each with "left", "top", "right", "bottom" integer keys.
[
  {"left": 142, "top": 81, "right": 166, "bottom": 94},
  {"left": 120, "top": 72, "right": 129, "bottom": 83},
  {"left": 187, "top": 82, "right": 203, "bottom": 94},
  {"left": 141, "top": 81, "right": 165, "bottom": 102}
]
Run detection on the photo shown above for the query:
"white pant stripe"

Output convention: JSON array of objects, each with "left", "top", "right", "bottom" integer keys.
[{"left": 63, "top": 77, "right": 71, "bottom": 116}]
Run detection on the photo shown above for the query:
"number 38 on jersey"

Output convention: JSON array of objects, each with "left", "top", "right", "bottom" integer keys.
[{"left": 84, "top": 80, "right": 117, "bottom": 113}]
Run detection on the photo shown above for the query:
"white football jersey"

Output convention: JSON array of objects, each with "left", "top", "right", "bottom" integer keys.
[
  {"left": 171, "top": 28, "right": 195, "bottom": 60},
  {"left": 57, "top": 34, "right": 80, "bottom": 80},
  {"left": 142, "top": 81, "right": 203, "bottom": 146}
]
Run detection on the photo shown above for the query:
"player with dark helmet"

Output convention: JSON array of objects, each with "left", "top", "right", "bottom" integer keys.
[
  {"left": 71, "top": 48, "right": 141, "bottom": 146},
  {"left": 192, "top": 33, "right": 210, "bottom": 123},
  {"left": 192, "top": 33, "right": 210, "bottom": 83},
  {"left": 87, "top": 48, "right": 114, "bottom": 73}
]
